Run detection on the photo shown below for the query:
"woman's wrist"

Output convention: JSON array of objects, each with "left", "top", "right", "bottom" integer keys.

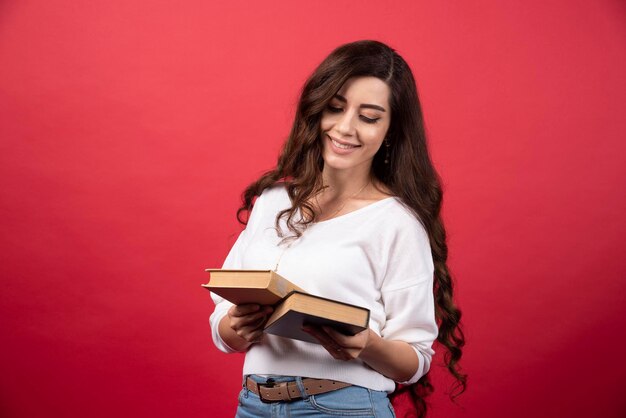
[
  {"left": 357, "top": 329, "right": 382, "bottom": 361},
  {"left": 357, "top": 330, "right": 419, "bottom": 383},
  {"left": 218, "top": 314, "right": 253, "bottom": 352}
]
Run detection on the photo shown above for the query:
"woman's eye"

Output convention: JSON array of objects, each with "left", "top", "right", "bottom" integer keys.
[
  {"left": 360, "top": 116, "right": 380, "bottom": 124},
  {"left": 326, "top": 105, "right": 379, "bottom": 124},
  {"left": 327, "top": 105, "right": 342, "bottom": 113}
]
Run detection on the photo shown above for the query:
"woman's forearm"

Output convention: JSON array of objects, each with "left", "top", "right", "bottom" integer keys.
[
  {"left": 218, "top": 314, "right": 253, "bottom": 352},
  {"left": 359, "top": 330, "right": 419, "bottom": 382},
  {"left": 217, "top": 304, "right": 274, "bottom": 352}
]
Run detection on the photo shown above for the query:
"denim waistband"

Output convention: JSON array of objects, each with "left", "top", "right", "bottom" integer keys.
[{"left": 245, "top": 374, "right": 301, "bottom": 384}]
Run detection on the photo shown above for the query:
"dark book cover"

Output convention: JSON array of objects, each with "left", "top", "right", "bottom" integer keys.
[{"left": 263, "top": 291, "right": 370, "bottom": 344}]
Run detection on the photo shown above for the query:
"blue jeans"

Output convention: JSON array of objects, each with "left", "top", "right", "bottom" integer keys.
[{"left": 236, "top": 375, "right": 396, "bottom": 417}]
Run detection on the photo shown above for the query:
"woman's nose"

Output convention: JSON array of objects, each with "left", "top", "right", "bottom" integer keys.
[{"left": 335, "top": 110, "right": 356, "bottom": 136}]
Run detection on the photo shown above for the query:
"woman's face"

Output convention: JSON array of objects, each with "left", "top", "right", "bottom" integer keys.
[{"left": 320, "top": 76, "right": 391, "bottom": 174}]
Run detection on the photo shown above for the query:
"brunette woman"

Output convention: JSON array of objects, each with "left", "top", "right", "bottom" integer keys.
[{"left": 209, "top": 39, "right": 466, "bottom": 418}]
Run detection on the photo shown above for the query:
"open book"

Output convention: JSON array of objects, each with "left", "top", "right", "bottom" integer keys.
[{"left": 202, "top": 269, "right": 370, "bottom": 344}]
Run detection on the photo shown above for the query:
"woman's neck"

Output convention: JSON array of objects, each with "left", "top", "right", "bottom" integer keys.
[{"left": 321, "top": 165, "right": 372, "bottom": 198}]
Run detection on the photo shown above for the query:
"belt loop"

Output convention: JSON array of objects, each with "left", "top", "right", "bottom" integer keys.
[
  {"left": 295, "top": 377, "right": 310, "bottom": 400},
  {"left": 242, "top": 374, "right": 249, "bottom": 398}
]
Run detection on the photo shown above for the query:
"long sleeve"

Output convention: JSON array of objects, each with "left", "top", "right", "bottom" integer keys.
[
  {"left": 379, "top": 216, "right": 438, "bottom": 384},
  {"left": 208, "top": 193, "right": 266, "bottom": 353},
  {"left": 380, "top": 275, "right": 438, "bottom": 384}
]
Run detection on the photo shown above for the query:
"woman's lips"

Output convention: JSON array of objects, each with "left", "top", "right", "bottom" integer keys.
[{"left": 327, "top": 135, "right": 360, "bottom": 155}]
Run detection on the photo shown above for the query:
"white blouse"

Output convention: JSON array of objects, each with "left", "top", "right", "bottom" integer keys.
[{"left": 209, "top": 183, "right": 438, "bottom": 392}]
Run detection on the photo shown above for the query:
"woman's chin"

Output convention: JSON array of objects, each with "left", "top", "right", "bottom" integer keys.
[{"left": 322, "top": 157, "right": 353, "bottom": 172}]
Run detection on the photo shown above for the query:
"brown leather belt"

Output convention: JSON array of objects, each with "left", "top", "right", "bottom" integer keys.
[{"left": 245, "top": 376, "right": 352, "bottom": 403}]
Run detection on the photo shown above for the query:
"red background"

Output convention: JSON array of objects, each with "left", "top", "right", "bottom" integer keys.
[{"left": 1, "top": 1, "right": 625, "bottom": 417}]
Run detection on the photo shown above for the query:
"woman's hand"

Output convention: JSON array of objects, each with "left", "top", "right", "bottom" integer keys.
[
  {"left": 226, "top": 304, "right": 274, "bottom": 345},
  {"left": 303, "top": 325, "right": 420, "bottom": 382},
  {"left": 302, "top": 325, "right": 372, "bottom": 361}
]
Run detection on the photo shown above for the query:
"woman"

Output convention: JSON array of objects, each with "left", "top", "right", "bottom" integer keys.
[{"left": 209, "top": 40, "right": 466, "bottom": 417}]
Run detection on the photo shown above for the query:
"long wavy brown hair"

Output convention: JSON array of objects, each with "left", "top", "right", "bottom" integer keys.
[{"left": 235, "top": 40, "right": 466, "bottom": 417}]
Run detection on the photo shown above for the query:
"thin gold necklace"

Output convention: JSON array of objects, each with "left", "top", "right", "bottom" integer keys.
[
  {"left": 273, "top": 179, "right": 370, "bottom": 272},
  {"left": 316, "top": 178, "right": 371, "bottom": 222}
]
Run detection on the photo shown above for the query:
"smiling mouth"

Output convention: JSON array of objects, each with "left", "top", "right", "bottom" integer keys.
[{"left": 329, "top": 137, "right": 360, "bottom": 150}]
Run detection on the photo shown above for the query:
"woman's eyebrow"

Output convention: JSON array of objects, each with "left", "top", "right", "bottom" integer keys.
[{"left": 333, "top": 94, "right": 387, "bottom": 112}]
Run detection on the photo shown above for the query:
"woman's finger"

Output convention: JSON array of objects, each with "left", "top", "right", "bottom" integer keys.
[
  {"left": 322, "top": 326, "right": 367, "bottom": 347},
  {"left": 303, "top": 326, "right": 352, "bottom": 360},
  {"left": 302, "top": 325, "right": 334, "bottom": 345},
  {"left": 236, "top": 324, "right": 266, "bottom": 342},
  {"left": 306, "top": 326, "right": 363, "bottom": 359},
  {"left": 229, "top": 304, "right": 261, "bottom": 317},
  {"left": 245, "top": 313, "right": 269, "bottom": 329},
  {"left": 231, "top": 309, "right": 270, "bottom": 328}
]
